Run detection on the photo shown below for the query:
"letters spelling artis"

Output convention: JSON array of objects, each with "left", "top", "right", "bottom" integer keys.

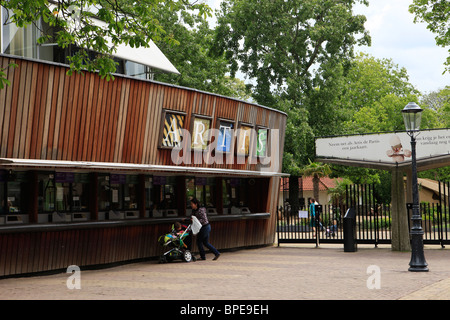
[{"left": 162, "top": 113, "right": 276, "bottom": 166}]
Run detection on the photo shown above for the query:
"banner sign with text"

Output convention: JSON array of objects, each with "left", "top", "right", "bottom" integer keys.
[{"left": 316, "top": 129, "right": 450, "bottom": 165}]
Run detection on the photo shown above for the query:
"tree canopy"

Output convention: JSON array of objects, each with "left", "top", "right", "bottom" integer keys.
[
  {"left": 213, "top": 0, "right": 371, "bottom": 174},
  {"left": 0, "top": 0, "right": 211, "bottom": 79},
  {"left": 409, "top": 0, "right": 450, "bottom": 73}
]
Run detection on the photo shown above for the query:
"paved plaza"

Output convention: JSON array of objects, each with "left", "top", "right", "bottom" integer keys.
[{"left": 0, "top": 243, "right": 449, "bottom": 301}]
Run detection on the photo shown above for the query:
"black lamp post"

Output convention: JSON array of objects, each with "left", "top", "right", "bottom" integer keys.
[{"left": 402, "top": 102, "right": 428, "bottom": 272}]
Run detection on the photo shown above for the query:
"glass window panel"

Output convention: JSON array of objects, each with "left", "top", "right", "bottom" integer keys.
[
  {"left": 72, "top": 173, "right": 90, "bottom": 212},
  {"left": 97, "top": 175, "right": 110, "bottom": 211},
  {"left": 0, "top": 174, "right": 5, "bottom": 214},
  {"left": 153, "top": 176, "right": 177, "bottom": 210},
  {"left": 110, "top": 183, "right": 123, "bottom": 210},
  {"left": 38, "top": 173, "right": 55, "bottom": 212},
  {"left": 124, "top": 175, "right": 138, "bottom": 209},
  {"left": 205, "top": 178, "right": 216, "bottom": 208},
  {"left": 2, "top": 8, "right": 39, "bottom": 58},
  {"left": 144, "top": 176, "right": 153, "bottom": 209},
  {"left": 55, "top": 182, "right": 70, "bottom": 212},
  {"left": 186, "top": 177, "right": 195, "bottom": 208}
]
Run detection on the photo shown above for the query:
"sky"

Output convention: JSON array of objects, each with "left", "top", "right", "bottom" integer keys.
[
  {"left": 354, "top": 0, "right": 449, "bottom": 94},
  {"left": 206, "top": 0, "right": 449, "bottom": 94}
]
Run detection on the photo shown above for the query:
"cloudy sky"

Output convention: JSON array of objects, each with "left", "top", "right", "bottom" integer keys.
[
  {"left": 207, "top": 0, "right": 449, "bottom": 94},
  {"left": 354, "top": 0, "right": 449, "bottom": 94}
]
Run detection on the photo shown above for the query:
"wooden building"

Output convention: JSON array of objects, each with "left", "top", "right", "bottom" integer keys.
[{"left": 0, "top": 54, "right": 287, "bottom": 277}]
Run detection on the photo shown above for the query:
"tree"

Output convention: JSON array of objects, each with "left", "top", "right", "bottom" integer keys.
[
  {"left": 152, "top": 7, "right": 251, "bottom": 100},
  {"left": 420, "top": 86, "right": 450, "bottom": 128},
  {"left": 338, "top": 53, "right": 420, "bottom": 134},
  {"left": 213, "top": 0, "right": 371, "bottom": 172},
  {"left": 327, "top": 177, "right": 352, "bottom": 207},
  {"left": 301, "top": 161, "right": 331, "bottom": 202},
  {"left": 1, "top": 0, "right": 211, "bottom": 80},
  {"left": 409, "top": 0, "right": 450, "bottom": 73}
]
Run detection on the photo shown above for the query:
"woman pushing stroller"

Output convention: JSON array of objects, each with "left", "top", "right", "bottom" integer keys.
[{"left": 190, "top": 198, "right": 221, "bottom": 261}]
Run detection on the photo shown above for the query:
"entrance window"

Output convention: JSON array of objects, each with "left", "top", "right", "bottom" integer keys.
[
  {"left": 98, "top": 174, "right": 110, "bottom": 211},
  {"left": 144, "top": 176, "right": 153, "bottom": 210},
  {"left": 71, "top": 173, "right": 90, "bottom": 212},
  {"left": 186, "top": 177, "right": 216, "bottom": 209},
  {"left": 122, "top": 175, "right": 138, "bottom": 210},
  {"left": 153, "top": 176, "right": 177, "bottom": 210},
  {"left": 0, "top": 171, "right": 27, "bottom": 214},
  {"left": 38, "top": 172, "right": 90, "bottom": 213},
  {"left": 223, "top": 178, "right": 249, "bottom": 213},
  {"left": 98, "top": 174, "right": 139, "bottom": 211}
]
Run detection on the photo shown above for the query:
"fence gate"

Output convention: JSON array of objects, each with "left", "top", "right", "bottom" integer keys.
[
  {"left": 277, "top": 179, "right": 450, "bottom": 248},
  {"left": 410, "top": 180, "right": 450, "bottom": 248},
  {"left": 277, "top": 180, "right": 390, "bottom": 246}
]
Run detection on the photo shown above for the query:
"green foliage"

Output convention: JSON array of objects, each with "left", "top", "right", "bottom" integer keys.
[
  {"left": 360, "top": 217, "right": 391, "bottom": 230},
  {"left": 327, "top": 177, "right": 353, "bottom": 206},
  {"left": 0, "top": 63, "right": 18, "bottom": 89},
  {"left": 1, "top": 0, "right": 212, "bottom": 80},
  {"left": 419, "top": 86, "right": 450, "bottom": 128},
  {"left": 152, "top": 8, "right": 250, "bottom": 100},
  {"left": 338, "top": 53, "right": 420, "bottom": 134},
  {"left": 213, "top": 0, "right": 371, "bottom": 174},
  {"left": 409, "top": 0, "right": 450, "bottom": 73}
]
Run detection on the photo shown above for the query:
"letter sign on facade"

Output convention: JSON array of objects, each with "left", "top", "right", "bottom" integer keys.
[
  {"left": 217, "top": 120, "right": 234, "bottom": 153},
  {"left": 191, "top": 116, "right": 211, "bottom": 150},
  {"left": 160, "top": 111, "right": 185, "bottom": 148},
  {"left": 237, "top": 124, "right": 253, "bottom": 156},
  {"left": 256, "top": 127, "right": 268, "bottom": 157}
]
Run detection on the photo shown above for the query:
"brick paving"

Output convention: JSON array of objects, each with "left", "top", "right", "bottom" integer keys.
[{"left": 1, "top": 243, "right": 449, "bottom": 300}]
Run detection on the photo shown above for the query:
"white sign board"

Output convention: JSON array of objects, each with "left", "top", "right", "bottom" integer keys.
[
  {"left": 298, "top": 210, "right": 308, "bottom": 218},
  {"left": 316, "top": 129, "right": 450, "bottom": 164}
]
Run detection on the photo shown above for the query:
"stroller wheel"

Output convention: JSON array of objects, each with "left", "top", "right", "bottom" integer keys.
[
  {"left": 183, "top": 250, "right": 193, "bottom": 262},
  {"left": 159, "top": 255, "right": 167, "bottom": 264}
]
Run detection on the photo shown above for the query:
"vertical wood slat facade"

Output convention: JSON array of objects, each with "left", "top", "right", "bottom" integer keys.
[
  {"left": 0, "top": 217, "right": 275, "bottom": 277},
  {"left": 0, "top": 56, "right": 286, "bottom": 167},
  {"left": 0, "top": 55, "right": 287, "bottom": 277}
]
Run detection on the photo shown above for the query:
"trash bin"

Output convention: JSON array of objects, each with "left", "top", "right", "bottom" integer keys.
[{"left": 343, "top": 208, "right": 357, "bottom": 252}]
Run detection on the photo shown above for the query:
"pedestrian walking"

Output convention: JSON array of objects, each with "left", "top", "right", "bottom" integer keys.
[{"left": 190, "top": 198, "right": 221, "bottom": 261}]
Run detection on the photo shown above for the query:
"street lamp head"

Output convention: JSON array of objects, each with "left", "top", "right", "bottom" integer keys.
[{"left": 402, "top": 102, "right": 423, "bottom": 136}]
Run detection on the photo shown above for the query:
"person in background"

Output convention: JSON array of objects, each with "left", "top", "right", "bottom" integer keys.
[{"left": 309, "top": 198, "right": 316, "bottom": 235}]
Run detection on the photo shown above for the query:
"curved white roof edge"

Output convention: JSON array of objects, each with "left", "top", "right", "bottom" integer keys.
[
  {"left": 48, "top": 4, "right": 180, "bottom": 75},
  {"left": 114, "top": 41, "right": 180, "bottom": 75}
]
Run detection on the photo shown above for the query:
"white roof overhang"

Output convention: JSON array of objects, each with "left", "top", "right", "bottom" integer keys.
[
  {"left": 48, "top": 4, "right": 180, "bottom": 74},
  {"left": 0, "top": 158, "right": 288, "bottom": 178}
]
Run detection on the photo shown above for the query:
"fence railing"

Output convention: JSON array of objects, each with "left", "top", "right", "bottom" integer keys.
[
  {"left": 277, "top": 203, "right": 392, "bottom": 246},
  {"left": 278, "top": 202, "right": 450, "bottom": 247}
]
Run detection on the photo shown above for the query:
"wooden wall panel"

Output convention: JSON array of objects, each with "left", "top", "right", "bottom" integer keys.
[
  {"left": 0, "top": 55, "right": 286, "bottom": 172},
  {"left": 0, "top": 55, "right": 285, "bottom": 277},
  {"left": 0, "top": 216, "right": 275, "bottom": 277}
]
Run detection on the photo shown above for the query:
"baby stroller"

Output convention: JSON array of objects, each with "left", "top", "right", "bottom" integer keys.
[{"left": 158, "top": 223, "right": 194, "bottom": 263}]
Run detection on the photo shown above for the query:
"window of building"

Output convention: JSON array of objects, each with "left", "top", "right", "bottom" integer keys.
[
  {"left": 0, "top": 170, "right": 27, "bottom": 214},
  {"left": 186, "top": 177, "right": 216, "bottom": 209},
  {"left": 38, "top": 172, "right": 90, "bottom": 213},
  {"left": 98, "top": 174, "right": 110, "bottom": 211},
  {"left": 153, "top": 176, "right": 177, "bottom": 211},
  {"left": 222, "top": 178, "right": 250, "bottom": 214},
  {"left": 144, "top": 175, "right": 153, "bottom": 211},
  {"left": 1, "top": 7, "right": 39, "bottom": 58},
  {"left": 98, "top": 174, "right": 139, "bottom": 211}
]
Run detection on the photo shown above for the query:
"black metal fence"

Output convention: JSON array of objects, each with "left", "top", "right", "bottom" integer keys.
[
  {"left": 276, "top": 202, "right": 392, "bottom": 246},
  {"left": 277, "top": 181, "right": 450, "bottom": 247}
]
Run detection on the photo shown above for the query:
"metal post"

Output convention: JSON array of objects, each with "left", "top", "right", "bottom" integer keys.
[{"left": 408, "top": 137, "right": 429, "bottom": 272}]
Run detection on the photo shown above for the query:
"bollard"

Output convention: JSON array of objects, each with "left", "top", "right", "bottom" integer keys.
[{"left": 343, "top": 208, "right": 357, "bottom": 252}]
